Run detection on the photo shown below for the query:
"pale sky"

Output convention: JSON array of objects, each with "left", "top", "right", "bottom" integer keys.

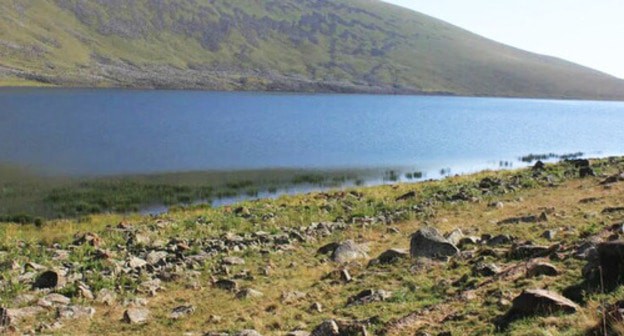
[{"left": 383, "top": 0, "right": 624, "bottom": 79}]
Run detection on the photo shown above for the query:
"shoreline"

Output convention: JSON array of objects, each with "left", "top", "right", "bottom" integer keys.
[
  {"left": 3, "top": 84, "right": 624, "bottom": 102},
  {"left": 0, "top": 151, "right": 602, "bottom": 222}
]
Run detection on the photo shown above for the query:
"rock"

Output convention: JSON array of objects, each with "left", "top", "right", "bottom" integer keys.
[
  {"left": 584, "top": 241, "right": 624, "bottom": 292},
  {"left": 38, "top": 293, "right": 71, "bottom": 307},
  {"left": 146, "top": 251, "right": 168, "bottom": 265},
  {"left": 396, "top": 191, "right": 416, "bottom": 201},
  {"left": 541, "top": 230, "right": 557, "bottom": 241},
  {"left": 347, "top": 289, "right": 392, "bottom": 306},
  {"left": 486, "top": 234, "right": 513, "bottom": 246},
  {"left": 32, "top": 270, "right": 65, "bottom": 289},
  {"left": 410, "top": 227, "right": 459, "bottom": 259},
  {"left": 310, "top": 320, "right": 340, "bottom": 336},
  {"left": 287, "top": 331, "right": 311, "bottom": 336},
  {"left": 472, "top": 263, "right": 501, "bottom": 277},
  {"left": 377, "top": 249, "right": 408, "bottom": 264},
  {"left": 215, "top": 279, "right": 238, "bottom": 292},
  {"left": 445, "top": 229, "right": 464, "bottom": 246},
  {"left": 0, "top": 308, "right": 10, "bottom": 327},
  {"left": 496, "top": 289, "right": 578, "bottom": 330},
  {"left": 223, "top": 256, "right": 246, "bottom": 265},
  {"left": 340, "top": 269, "right": 352, "bottom": 282},
  {"left": 601, "top": 173, "right": 624, "bottom": 185},
  {"left": 508, "top": 244, "right": 553, "bottom": 260},
  {"left": 236, "top": 330, "right": 262, "bottom": 336},
  {"left": 170, "top": 305, "right": 195, "bottom": 320},
  {"left": 2, "top": 306, "right": 45, "bottom": 324},
  {"left": 317, "top": 242, "right": 340, "bottom": 255},
  {"left": 123, "top": 308, "right": 150, "bottom": 324},
  {"left": 527, "top": 262, "right": 559, "bottom": 278},
  {"left": 127, "top": 257, "right": 148, "bottom": 269},
  {"left": 281, "top": 291, "right": 307, "bottom": 304},
  {"left": 236, "top": 288, "right": 264, "bottom": 299},
  {"left": 457, "top": 236, "right": 480, "bottom": 249},
  {"left": 309, "top": 302, "right": 323, "bottom": 313},
  {"left": 497, "top": 215, "right": 540, "bottom": 225},
  {"left": 331, "top": 240, "right": 368, "bottom": 263},
  {"left": 57, "top": 306, "right": 95, "bottom": 320},
  {"left": 579, "top": 166, "right": 595, "bottom": 178},
  {"left": 533, "top": 161, "right": 545, "bottom": 170},
  {"left": 78, "top": 284, "right": 94, "bottom": 300},
  {"left": 96, "top": 289, "right": 117, "bottom": 305},
  {"left": 138, "top": 279, "right": 162, "bottom": 296},
  {"left": 602, "top": 207, "right": 624, "bottom": 214},
  {"left": 73, "top": 232, "right": 101, "bottom": 247}
]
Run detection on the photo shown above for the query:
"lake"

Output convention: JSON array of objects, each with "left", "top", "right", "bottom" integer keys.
[{"left": 1, "top": 88, "right": 624, "bottom": 178}]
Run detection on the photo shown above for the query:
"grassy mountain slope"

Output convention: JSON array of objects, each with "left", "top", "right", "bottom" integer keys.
[{"left": 1, "top": 0, "right": 623, "bottom": 99}]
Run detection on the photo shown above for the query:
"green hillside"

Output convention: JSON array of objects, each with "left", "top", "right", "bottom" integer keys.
[{"left": 1, "top": 0, "right": 623, "bottom": 99}]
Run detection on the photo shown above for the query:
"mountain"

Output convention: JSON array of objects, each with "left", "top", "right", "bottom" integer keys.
[{"left": 1, "top": 0, "right": 623, "bottom": 99}]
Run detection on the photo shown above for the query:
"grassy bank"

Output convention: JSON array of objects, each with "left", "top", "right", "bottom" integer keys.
[
  {"left": 1, "top": 157, "right": 624, "bottom": 334},
  {"left": 0, "top": 164, "right": 382, "bottom": 221}
]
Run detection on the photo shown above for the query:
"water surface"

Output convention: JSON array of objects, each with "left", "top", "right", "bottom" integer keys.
[{"left": 1, "top": 88, "right": 623, "bottom": 176}]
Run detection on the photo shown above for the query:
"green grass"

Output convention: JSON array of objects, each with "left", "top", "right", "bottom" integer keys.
[
  {"left": 0, "top": 164, "right": 382, "bottom": 221},
  {"left": 0, "top": 0, "right": 623, "bottom": 99}
]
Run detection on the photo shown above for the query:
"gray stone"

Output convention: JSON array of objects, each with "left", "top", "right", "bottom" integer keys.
[
  {"left": 123, "top": 307, "right": 150, "bottom": 324},
  {"left": 215, "top": 279, "right": 238, "bottom": 292},
  {"left": 527, "top": 262, "right": 559, "bottom": 278},
  {"left": 584, "top": 241, "right": 624, "bottom": 292},
  {"left": 472, "top": 263, "right": 501, "bottom": 277},
  {"left": 223, "top": 256, "right": 246, "bottom": 265},
  {"left": 236, "top": 330, "right": 262, "bottom": 336},
  {"left": 236, "top": 288, "right": 264, "bottom": 299},
  {"left": 309, "top": 302, "right": 323, "bottom": 313},
  {"left": 347, "top": 289, "right": 392, "bottom": 306},
  {"left": 281, "top": 291, "right": 307, "bottom": 304},
  {"left": 170, "top": 305, "right": 195, "bottom": 320},
  {"left": 38, "top": 293, "right": 71, "bottom": 307},
  {"left": 310, "top": 320, "right": 340, "bottom": 336},
  {"left": 542, "top": 230, "right": 557, "bottom": 241},
  {"left": 410, "top": 227, "right": 459, "bottom": 259},
  {"left": 57, "top": 305, "right": 95, "bottom": 320},
  {"left": 445, "top": 229, "right": 465, "bottom": 246},
  {"left": 127, "top": 257, "right": 147, "bottom": 269},
  {"left": 96, "top": 288, "right": 117, "bottom": 306},
  {"left": 377, "top": 249, "right": 409, "bottom": 264},
  {"left": 146, "top": 251, "right": 168, "bottom": 265},
  {"left": 331, "top": 240, "right": 368, "bottom": 263},
  {"left": 496, "top": 289, "right": 578, "bottom": 330},
  {"left": 487, "top": 234, "right": 513, "bottom": 246}
]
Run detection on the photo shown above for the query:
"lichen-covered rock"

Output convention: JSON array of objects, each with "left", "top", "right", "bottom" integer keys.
[
  {"left": 331, "top": 240, "right": 368, "bottom": 263},
  {"left": 410, "top": 227, "right": 459, "bottom": 259},
  {"left": 123, "top": 307, "right": 150, "bottom": 324}
]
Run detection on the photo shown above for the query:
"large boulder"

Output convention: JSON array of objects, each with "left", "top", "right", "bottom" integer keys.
[
  {"left": 410, "top": 227, "right": 459, "bottom": 259},
  {"left": 496, "top": 289, "right": 578, "bottom": 330},
  {"left": 331, "top": 241, "right": 368, "bottom": 263},
  {"left": 584, "top": 241, "right": 624, "bottom": 292}
]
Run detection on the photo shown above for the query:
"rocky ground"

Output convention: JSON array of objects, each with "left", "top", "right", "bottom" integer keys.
[{"left": 1, "top": 158, "right": 624, "bottom": 335}]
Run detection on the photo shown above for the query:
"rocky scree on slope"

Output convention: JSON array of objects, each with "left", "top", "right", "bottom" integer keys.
[{"left": 1, "top": 158, "right": 624, "bottom": 334}]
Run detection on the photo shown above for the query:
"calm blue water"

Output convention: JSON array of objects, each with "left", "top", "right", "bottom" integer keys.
[{"left": 1, "top": 88, "right": 623, "bottom": 176}]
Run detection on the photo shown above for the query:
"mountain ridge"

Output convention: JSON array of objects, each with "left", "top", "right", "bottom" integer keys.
[{"left": 1, "top": 0, "right": 623, "bottom": 100}]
